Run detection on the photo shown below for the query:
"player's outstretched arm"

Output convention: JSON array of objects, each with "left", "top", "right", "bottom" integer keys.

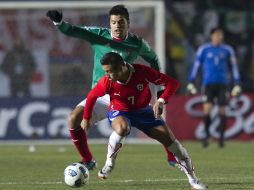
[
  {"left": 83, "top": 77, "right": 108, "bottom": 120},
  {"left": 142, "top": 64, "right": 179, "bottom": 103},
  {"left": 46, "top": 10, "right": 63, "bottom": 23},
  {"left": 46, "top": 10, "right": 106, "bottom": 43},
  {"left": 228, "top": 46, "right": 242, "bottom": 97},
  {"left": 139, "top": 38, "right": 160, "bottom": 72}
]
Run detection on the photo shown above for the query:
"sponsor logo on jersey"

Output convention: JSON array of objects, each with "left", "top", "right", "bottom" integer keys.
[
  {"left": 112, "top": 111, "right": 120, "bottom": 117},
  {"left": 136, "top": 84, "right": 144, "bottom": 91},
  {"left": 220, "top": 52, "right": 225, "bottom": 59},
  {"left": 114, "top": 92, "right": 121, "bottom": 97}
]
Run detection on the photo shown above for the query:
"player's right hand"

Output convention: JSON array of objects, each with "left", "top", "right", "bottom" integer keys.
[
  {"left": 46, "top": 10, "right": 63, "bottom": 23},
  {"left": 153, "top": 101, "right": 164, "bottom": 119},
  {"left": 186, "top": 83, "right": 197, "bottom": 95},
  {"left": 81, "top": 119, "right": 91, "bottom": 133}
]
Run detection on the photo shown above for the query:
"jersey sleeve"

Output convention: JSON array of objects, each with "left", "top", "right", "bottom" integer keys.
[
  {"left": 141, "top": 65, "right": 179, "bottom": 103},
  {"left": 188, "top": 45, "right": 204, "bottom": 82},
  {"left": 57, "top": 21, "right": 108, "bottom": 44},
  {"left": 138, "top": 38, "right": 160, "bottom": 72},
  {"left": 83, "top": 77, "right": 108, "bottom": 120},
  {"left": 228, "top": 46, "right": 241, "bottom": 84}
]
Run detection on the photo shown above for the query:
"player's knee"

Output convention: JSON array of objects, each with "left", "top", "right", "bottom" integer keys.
[
  {"left": 67, "top": 111, "right": 80, "bottom": 130},
  {"left": 114, "top": 124, "right": 130, "bottom": 136},
  {"left": 122, "top": 126, "right": 130, "bottom": 136},
  {"left": 112, "top": 116, "right": 130, "bottom": 136}
]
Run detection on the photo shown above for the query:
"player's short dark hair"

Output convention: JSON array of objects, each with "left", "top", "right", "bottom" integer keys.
[
  {"left": 210, "top": 27, "right": 223, "bottom": 35},
  {"left": 101, "top": 52, "right": 125, "bottom": 69},
  {"left": 109, "top": 4, "right": 129, "bottom": 23}
]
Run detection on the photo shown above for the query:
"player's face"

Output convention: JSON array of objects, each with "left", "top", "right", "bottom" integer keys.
[
  {"left": 102, "top": 64, "right": 124, "bottom": 82},
  {"left": 110, "top": 15, "right": 129, "bottom": 39},
  {"left": 211, "top": 30, "right": 224, "bottom": 45}
]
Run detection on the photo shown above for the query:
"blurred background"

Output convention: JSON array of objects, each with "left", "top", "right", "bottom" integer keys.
[{"left": 0, "top": 0, "right": 253, "bottom": 142}]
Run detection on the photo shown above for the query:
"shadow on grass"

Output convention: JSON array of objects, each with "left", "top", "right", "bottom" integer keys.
[{"left": 208, "top": 181, "right": 254, "bottom": 189}]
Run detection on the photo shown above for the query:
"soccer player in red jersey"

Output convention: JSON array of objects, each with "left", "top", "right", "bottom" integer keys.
[
  {"left": 82, "top": 52, "right": 208, "bottom": 190},
  {"left": 47, "top": 5, "right": 177, "bottom": 170}
]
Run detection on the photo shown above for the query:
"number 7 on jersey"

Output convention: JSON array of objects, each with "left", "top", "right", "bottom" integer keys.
[{"left": 127, "top": 96, "right": 135, "bottom": 105}]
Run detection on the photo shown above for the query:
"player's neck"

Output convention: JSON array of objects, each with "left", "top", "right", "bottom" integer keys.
[
  {"left": 111, "top": 32, "right": 128, "bottom": 42},
  {"left": 118, "top": 64, "right": 131, "bottom": 84},
  {"left": 211, "top": 41, "right": 222, "bottom": 47}
]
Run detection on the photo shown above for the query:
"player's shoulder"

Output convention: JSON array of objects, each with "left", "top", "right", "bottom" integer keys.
[
  {"left": 198, "top": 43, "right": 211, "bottom": 50},
  {"left": 128, "top": 32, "right": 140, "bottom": 40},
  {"left": 98, "top": 76, "right": 114, "bottom": 89},
  {"left": 99, "top": 76, "right": 110, "bottom": 84},
  {"left": 196, "top": 43, "right": 211, "bottom": 55},
  {"left": 132, "top": 63, "right": 146, "bottom": 68},
  {"left": 132, "top": 63, "right": 151, "bottom": 72},
  {"left": 220, "top": 43, "right": 235, "bottom": 53},
  {"left": 127, "top": 32, "right": 144, "bottom": 44}
]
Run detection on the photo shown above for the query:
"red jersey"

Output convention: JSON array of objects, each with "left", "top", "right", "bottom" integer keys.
[{"left": 83, "top": 64, "right": 179, "bottom": 119}]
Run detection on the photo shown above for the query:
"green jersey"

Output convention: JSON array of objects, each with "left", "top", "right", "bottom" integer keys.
[{"left": 58, "top": 21, "right": 160, "bottom": 88}]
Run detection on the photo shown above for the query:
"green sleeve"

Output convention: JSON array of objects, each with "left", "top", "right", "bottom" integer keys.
[
  {"left": 139, "top": 38, "right": 160, "bottom": 72},
  {"left": 57, "top": 21, "right": 107, "bottom": 44}
]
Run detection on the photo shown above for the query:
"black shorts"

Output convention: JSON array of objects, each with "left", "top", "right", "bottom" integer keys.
[{"left": 202, "top": 84, "right": 229, "bottom": 106}]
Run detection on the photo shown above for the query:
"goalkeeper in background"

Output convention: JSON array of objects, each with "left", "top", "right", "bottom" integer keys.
[
  {"left": 46, "top": 5, "right": 179, "bottom": 171},
  {"left": 187, "top": 27, "right": 241, "bottom": 148}
]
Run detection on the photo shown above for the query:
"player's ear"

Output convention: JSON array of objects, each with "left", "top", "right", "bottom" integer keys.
[
  {"left": 123, "top": 61, "right": 128, "bottom": 68},
  {"left": 127, "top": 20, "right": 130, "bottom": 28}
]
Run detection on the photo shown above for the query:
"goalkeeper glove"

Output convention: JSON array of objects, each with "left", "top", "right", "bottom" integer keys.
[
  {"left": 46, "top": 10, "right": 63, "bottom": 23},
  {"left": 231, "top": 85, "right": 242, "bottom": 97},
  {"left": 187, "top": 83, "right": 197, "bottom": 95}
]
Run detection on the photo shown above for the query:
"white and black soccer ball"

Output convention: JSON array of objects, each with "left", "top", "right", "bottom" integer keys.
[{"left": 64, "top": 163, "right": 89, "bottom": 187}]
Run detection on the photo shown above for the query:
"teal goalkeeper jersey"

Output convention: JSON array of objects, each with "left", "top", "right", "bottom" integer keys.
[{"left": 58, "top": 21, "right": 160, "bottom": 88}]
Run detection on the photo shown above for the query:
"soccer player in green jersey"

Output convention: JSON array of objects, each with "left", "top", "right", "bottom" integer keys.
[{"left": 46, "top": 6, "right": 199, "bottom": 185}]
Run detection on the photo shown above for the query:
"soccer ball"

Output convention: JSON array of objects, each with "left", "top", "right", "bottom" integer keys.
[{"left": 64, "top": 163, "right": 89, "bottom": 187}]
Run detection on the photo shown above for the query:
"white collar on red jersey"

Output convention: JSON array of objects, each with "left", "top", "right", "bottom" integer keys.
[{"left": 116, "top": 63, "right": 134, "bottom": 85}]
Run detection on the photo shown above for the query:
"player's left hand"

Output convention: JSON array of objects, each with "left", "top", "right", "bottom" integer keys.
[
  {"left": 153, "top": 101, "right": 164, "bottom": 119},
  {"left": 46, "top": 10, "right": 63, "bottom": 23},
  {"left": 231, "top": 85, "right": 242, "bottom": 97},
  {"left": 81, "top": 119, "right": 91, "bottom": 132}
]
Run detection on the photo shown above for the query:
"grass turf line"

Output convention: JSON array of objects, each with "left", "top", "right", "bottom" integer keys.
[{"left": 0, "top": 141, "right": 253, "bottom": 190}]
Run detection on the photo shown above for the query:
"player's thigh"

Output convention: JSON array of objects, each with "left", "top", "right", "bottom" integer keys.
[
  {"left": 78, "top": 95, "right": 110, "bottom": 124},
  {"left": 203, "top": 85, "right": 216, "bottom": 104},
  {"left": 219, "top": 105, "right": 226, "bottom": 115},
  {"left": 145, "top": 124, "right": 176, "bottom": 147},
  {"left": 92, "top": 95, "right": 110, "bottom": 123},
  {"left": 111, "top": 116, "right": 131, "bottom": 136},
  {"left": 217, "top": 85, "right": 229, "bottom": 108},
  {"left": 203, "top": 102, "right": 213, "bottom": 115}
]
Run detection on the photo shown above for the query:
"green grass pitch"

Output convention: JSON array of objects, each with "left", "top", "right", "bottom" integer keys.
[{"left": 0, "top": 141, "right": 253, "bottom": 190}]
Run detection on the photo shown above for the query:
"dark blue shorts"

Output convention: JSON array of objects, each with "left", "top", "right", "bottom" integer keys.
[
  {"left": 202, "top": 84, "right": 229, "bottom": 105},
  {"left": 107, "top": 106, "right": 165, "bottom": 133}
]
